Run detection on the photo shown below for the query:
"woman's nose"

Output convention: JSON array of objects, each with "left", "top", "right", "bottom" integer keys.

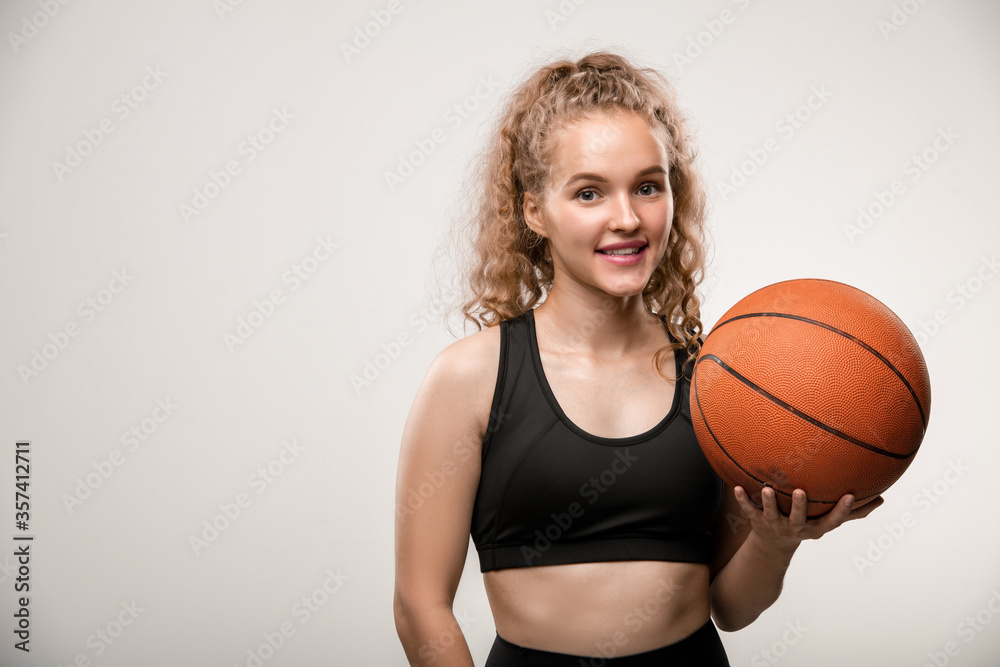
[{"left": 609, "top": 192, "right": 641, "bottom": 231}]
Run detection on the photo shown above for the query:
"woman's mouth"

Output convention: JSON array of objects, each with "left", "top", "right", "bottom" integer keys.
[{"left": 596, "top": 244, "right": 647, "bottom": 264}]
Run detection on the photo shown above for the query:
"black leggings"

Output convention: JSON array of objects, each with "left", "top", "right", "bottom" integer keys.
[{"left": 484, "top": 619, "right": 730, "bottom": 666}]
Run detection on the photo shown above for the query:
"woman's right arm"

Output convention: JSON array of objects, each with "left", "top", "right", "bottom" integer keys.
[{"left": 394, "top": 332, "right": 496, "bottom": 666}]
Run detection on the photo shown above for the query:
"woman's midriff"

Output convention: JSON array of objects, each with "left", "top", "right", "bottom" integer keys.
[{"left": 482, "top": 559, "right": 711, "bottom": 658}]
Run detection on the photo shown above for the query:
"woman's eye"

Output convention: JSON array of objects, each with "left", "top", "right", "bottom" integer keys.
[
  {"left": 638, "top": 182, "right": 661, "bottom": 196},
  {"left": 577, "top": 189, "right": 598, "bottom": 202}
]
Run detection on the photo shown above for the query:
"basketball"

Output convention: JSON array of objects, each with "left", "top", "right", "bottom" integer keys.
[{"left": 690, "top": 278, "right": 931, "bottom": 516}]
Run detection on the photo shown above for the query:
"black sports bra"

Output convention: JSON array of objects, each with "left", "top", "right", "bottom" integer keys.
[{"left": 470, "top": 308, "right": 724, "bottom": 572}]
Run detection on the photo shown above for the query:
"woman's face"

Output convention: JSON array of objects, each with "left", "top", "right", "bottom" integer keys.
[{"left": 524, "top": 110, "right": 674, "bottom": 301}]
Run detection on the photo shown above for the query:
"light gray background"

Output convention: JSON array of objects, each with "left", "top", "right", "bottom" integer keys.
[{"left": 1, "top": 1, "right": 998, "bottom": 665}]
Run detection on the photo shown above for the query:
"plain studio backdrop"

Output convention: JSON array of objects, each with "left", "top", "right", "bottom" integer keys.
[{"left": 1, "top": 1, "right": 998, "bottom": 665}]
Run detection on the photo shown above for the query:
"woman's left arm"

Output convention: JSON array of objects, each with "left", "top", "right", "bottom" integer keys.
[{"left": 707, "top": 485, "right": 884, "bottom": 632}]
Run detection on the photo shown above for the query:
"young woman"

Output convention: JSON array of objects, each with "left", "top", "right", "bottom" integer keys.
[{"left": 394, "top": 50, "right": 882, "bottom": 666}]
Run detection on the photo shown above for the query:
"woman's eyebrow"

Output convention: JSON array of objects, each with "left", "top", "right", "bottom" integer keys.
[{"left": 563, "top": 165, "right": 667, "bottom": 187}]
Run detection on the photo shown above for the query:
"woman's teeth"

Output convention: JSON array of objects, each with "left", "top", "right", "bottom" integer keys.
[{"left": 598, "top": 246, "right": 644, "bottom": 255}]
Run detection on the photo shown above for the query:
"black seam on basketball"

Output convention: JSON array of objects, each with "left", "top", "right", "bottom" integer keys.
[
  {"left": 699, "top": 354, "right": 916, "bottom": 460},
  {"left": 692, "top": 360, "right": 840, "bottom": 505},
  {"left": 709, "top": 312, "right": 927, "bottom": 432}
]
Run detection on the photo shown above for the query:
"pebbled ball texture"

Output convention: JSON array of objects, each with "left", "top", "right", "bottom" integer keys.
[{"left": 690, "top": 279, "right": 931, "bottom": 516}]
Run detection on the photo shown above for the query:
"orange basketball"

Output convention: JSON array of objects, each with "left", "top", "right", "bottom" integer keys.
[{"left": 690, "top": 279, "right": 931, "bottom": 516}]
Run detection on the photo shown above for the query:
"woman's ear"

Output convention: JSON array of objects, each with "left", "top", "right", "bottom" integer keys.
[{"left": 522, "top": 192, "right": 547, "bottom": 239}]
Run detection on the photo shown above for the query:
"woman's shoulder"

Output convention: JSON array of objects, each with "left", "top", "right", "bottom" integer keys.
[
  {"left": 435, "top": 320, "right": 502, "bottom": 376},
  {"left": 425, "top": 321, "right": 503, "bottom": 438}
]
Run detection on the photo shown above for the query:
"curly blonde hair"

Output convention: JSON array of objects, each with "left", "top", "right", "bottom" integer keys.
[{"left": 437, "top": 49, "right": 709, "bottom": 379}]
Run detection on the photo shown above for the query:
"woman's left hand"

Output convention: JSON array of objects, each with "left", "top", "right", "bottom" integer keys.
[{"left": 733, "top": 485, "right": 885, "bottom": 555}]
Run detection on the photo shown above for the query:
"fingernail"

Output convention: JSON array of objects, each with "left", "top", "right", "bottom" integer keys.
[{"left": 845, "top": 495, "right": 855, "bottom": 508}]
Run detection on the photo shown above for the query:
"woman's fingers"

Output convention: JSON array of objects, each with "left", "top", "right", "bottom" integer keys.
[
  {"left": 846, "top": 496, "right": 885, "bottom": 521},
  {"left": 787, "top": 489, "right": 808, "bottom": 531},
  {"left": 733, "top": 486, "right": 759, "bottom": 516},
  {"left": 811, "top": 493, "right": 855, "bottom": 535},
  {"left": 761, "top": 486, "right": 783, "bottom": 524},
  {"left": 735, "top": 485, "right": 885, "bottom": 543}
]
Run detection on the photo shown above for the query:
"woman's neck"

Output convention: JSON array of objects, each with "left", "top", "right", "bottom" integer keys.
[{"left": 531, "top": 290, "right": 662, "bottom": 360}]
